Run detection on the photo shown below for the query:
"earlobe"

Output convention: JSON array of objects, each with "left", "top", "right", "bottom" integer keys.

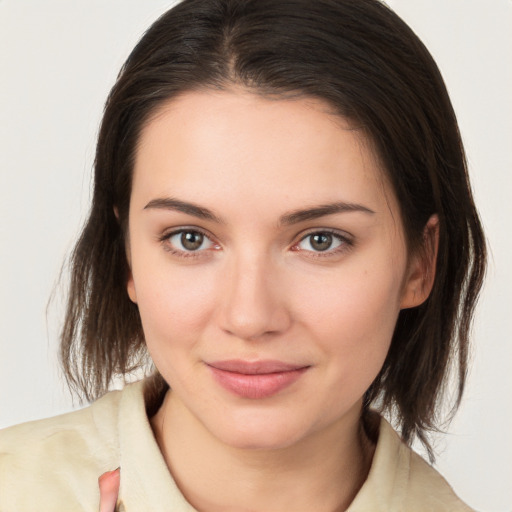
[
  {"left": 123, "top": 227, "right": 137, "bottom": 304},
  {"left": 400, "top": 214, "right": 439, "bottom": 310},
  {"left": 127, "top": 272, "right": 137, "bottom": 304}
]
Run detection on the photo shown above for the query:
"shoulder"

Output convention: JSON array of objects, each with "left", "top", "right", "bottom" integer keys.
[
  {"left": 0, "top": 386, "right": 126, "bottom": 511},
  {"left": 0, "top": 386, "right": 123, "bottom": 453},
  {"left": 349, "top": 416, "right": 474, "bottom": 512},
  {"left": 405, "top": 447, "right": 474, "bottom": 512}
]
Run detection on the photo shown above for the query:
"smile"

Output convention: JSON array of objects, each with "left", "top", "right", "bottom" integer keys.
[{"left": 206, "top": 360, "right": 310, "bottom": 399}]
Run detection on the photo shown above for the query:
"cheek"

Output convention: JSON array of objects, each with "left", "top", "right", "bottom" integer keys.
[
  {"left": 134, "top": 265, "right": 220, "bottom": 389},
  {"left": 299, "top": 260, "right": 402, "bottom": 334},
  {"left": 132, "top": 261, "right": 218, "bottom": 348},
  {"left": 294, "top": 260, "right": 403, "bottom": 385}
]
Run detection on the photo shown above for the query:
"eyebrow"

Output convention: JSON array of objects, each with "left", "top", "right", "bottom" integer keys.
[
  {"left": 279, "top": 202, "right": 375, "bottom": 225},
  {"left": 144, "top": 197, "right": 374, "bottom": 225},
  {"left": 144, "top": 197, "right": 223, "bottom": 223}
]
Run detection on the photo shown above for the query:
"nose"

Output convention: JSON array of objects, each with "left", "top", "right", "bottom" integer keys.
[{"left": 218, "top": 252, "right": 291, "bottom": 341}]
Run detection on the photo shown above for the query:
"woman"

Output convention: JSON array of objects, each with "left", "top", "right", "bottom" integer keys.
[{"left": 0, "top": 0, "right": 486, "bottom": 510}]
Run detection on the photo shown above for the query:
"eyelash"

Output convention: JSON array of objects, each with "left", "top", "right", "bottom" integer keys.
[
  {"left": 159, "top": 228, "right": 353, "bottom": 259},
  {"left": 292, "top": 229, "right": 354, "bottom": 258},
  {"left": 159, "top": 227, "right": 219, "bottom": 258}
]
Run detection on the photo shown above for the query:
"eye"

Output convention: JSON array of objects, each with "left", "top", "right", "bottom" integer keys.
[
  {"left": 295, "top": 231, "right": 348, "bottom": 253},
  {"left": 166, "top": 229, "right": 216, "bottom": 253}
]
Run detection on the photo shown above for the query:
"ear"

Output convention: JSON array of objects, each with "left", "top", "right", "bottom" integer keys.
[
  {"left": 400, "top": 214, "right": 439, "bottom": 310},
  {"left": 125, "top": 238, "right": 137, "bottom": 304},
  {"left": 116, "top": 206, "right": 138, "bottom": 304},
  {"left": 126, "top": 265, "right": 137, "bottom": 304}
]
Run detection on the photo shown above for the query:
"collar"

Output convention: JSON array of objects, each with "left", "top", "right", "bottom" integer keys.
[{"left": 115, "top": 380, "right": 410, "bottom": 511}]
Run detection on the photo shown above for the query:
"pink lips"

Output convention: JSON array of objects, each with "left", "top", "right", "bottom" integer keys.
[{"left": 206, "top": 360, "right": 309, "bottom": 399}]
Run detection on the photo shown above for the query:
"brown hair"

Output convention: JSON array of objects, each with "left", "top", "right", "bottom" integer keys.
[{"left": 60, "top": 0, "right": 486, "bottom": 458}]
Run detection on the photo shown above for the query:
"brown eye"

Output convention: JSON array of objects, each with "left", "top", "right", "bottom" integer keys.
[
  {"left": 296, "top": 231, "right": 346, "bottom": 253},
  {"left": 181, "top": 231, "right": 204, "bottom": 251},
  {"left": 310, "top": 233, "right": 333, "bottom": 251},
  {"left": 166, "top": 230, "right": 215, "bottom": 253}
]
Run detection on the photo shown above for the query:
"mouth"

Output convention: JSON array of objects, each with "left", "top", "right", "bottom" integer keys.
[{"left": 206, "top": 359, "right": 310, "bottom": 399}]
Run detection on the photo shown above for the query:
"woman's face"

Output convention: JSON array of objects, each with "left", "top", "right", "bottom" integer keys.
[{"left": 127, "top": 89, "right": 425, "bottom": 450}]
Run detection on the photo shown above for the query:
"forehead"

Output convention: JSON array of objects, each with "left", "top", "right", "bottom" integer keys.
[{"left": 131, "top": 89, "right": 395, "bottom": 220}]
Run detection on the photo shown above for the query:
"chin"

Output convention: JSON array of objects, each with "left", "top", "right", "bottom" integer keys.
[
  {"left": 207, "top": 409, "right": 316, "bottom": 451},
  {"left": 219, "top": 429, "right": 303, "bottom": 451}
]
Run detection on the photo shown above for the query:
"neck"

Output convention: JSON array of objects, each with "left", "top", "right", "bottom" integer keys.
[{"left": 151, "top": 391, "right": 375, "bottom": 512}]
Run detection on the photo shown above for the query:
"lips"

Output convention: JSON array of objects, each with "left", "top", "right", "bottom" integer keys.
[{"left": 206, "top": 359, "right": 309, "bottom": 399}]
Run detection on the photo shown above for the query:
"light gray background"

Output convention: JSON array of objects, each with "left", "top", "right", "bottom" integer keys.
[{"left": 0, "top": 1, "right": 510, "bottom": 510}]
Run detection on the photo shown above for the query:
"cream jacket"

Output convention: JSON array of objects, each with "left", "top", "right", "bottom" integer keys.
[{"left": 0, "top": 380, "right": 473, "bottom": 511}]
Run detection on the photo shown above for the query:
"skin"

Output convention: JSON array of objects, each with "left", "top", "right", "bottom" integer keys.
[
  {"left": 98, "top": 468, "right": 120, "bottom": 511},
  {"left": 125, "top": 89, "right": 437, "bottom": 511}
]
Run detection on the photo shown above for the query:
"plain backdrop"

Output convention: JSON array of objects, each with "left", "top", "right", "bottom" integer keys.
[{"left": 0, "top": 1, "right": 511, "bottom": 510}]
